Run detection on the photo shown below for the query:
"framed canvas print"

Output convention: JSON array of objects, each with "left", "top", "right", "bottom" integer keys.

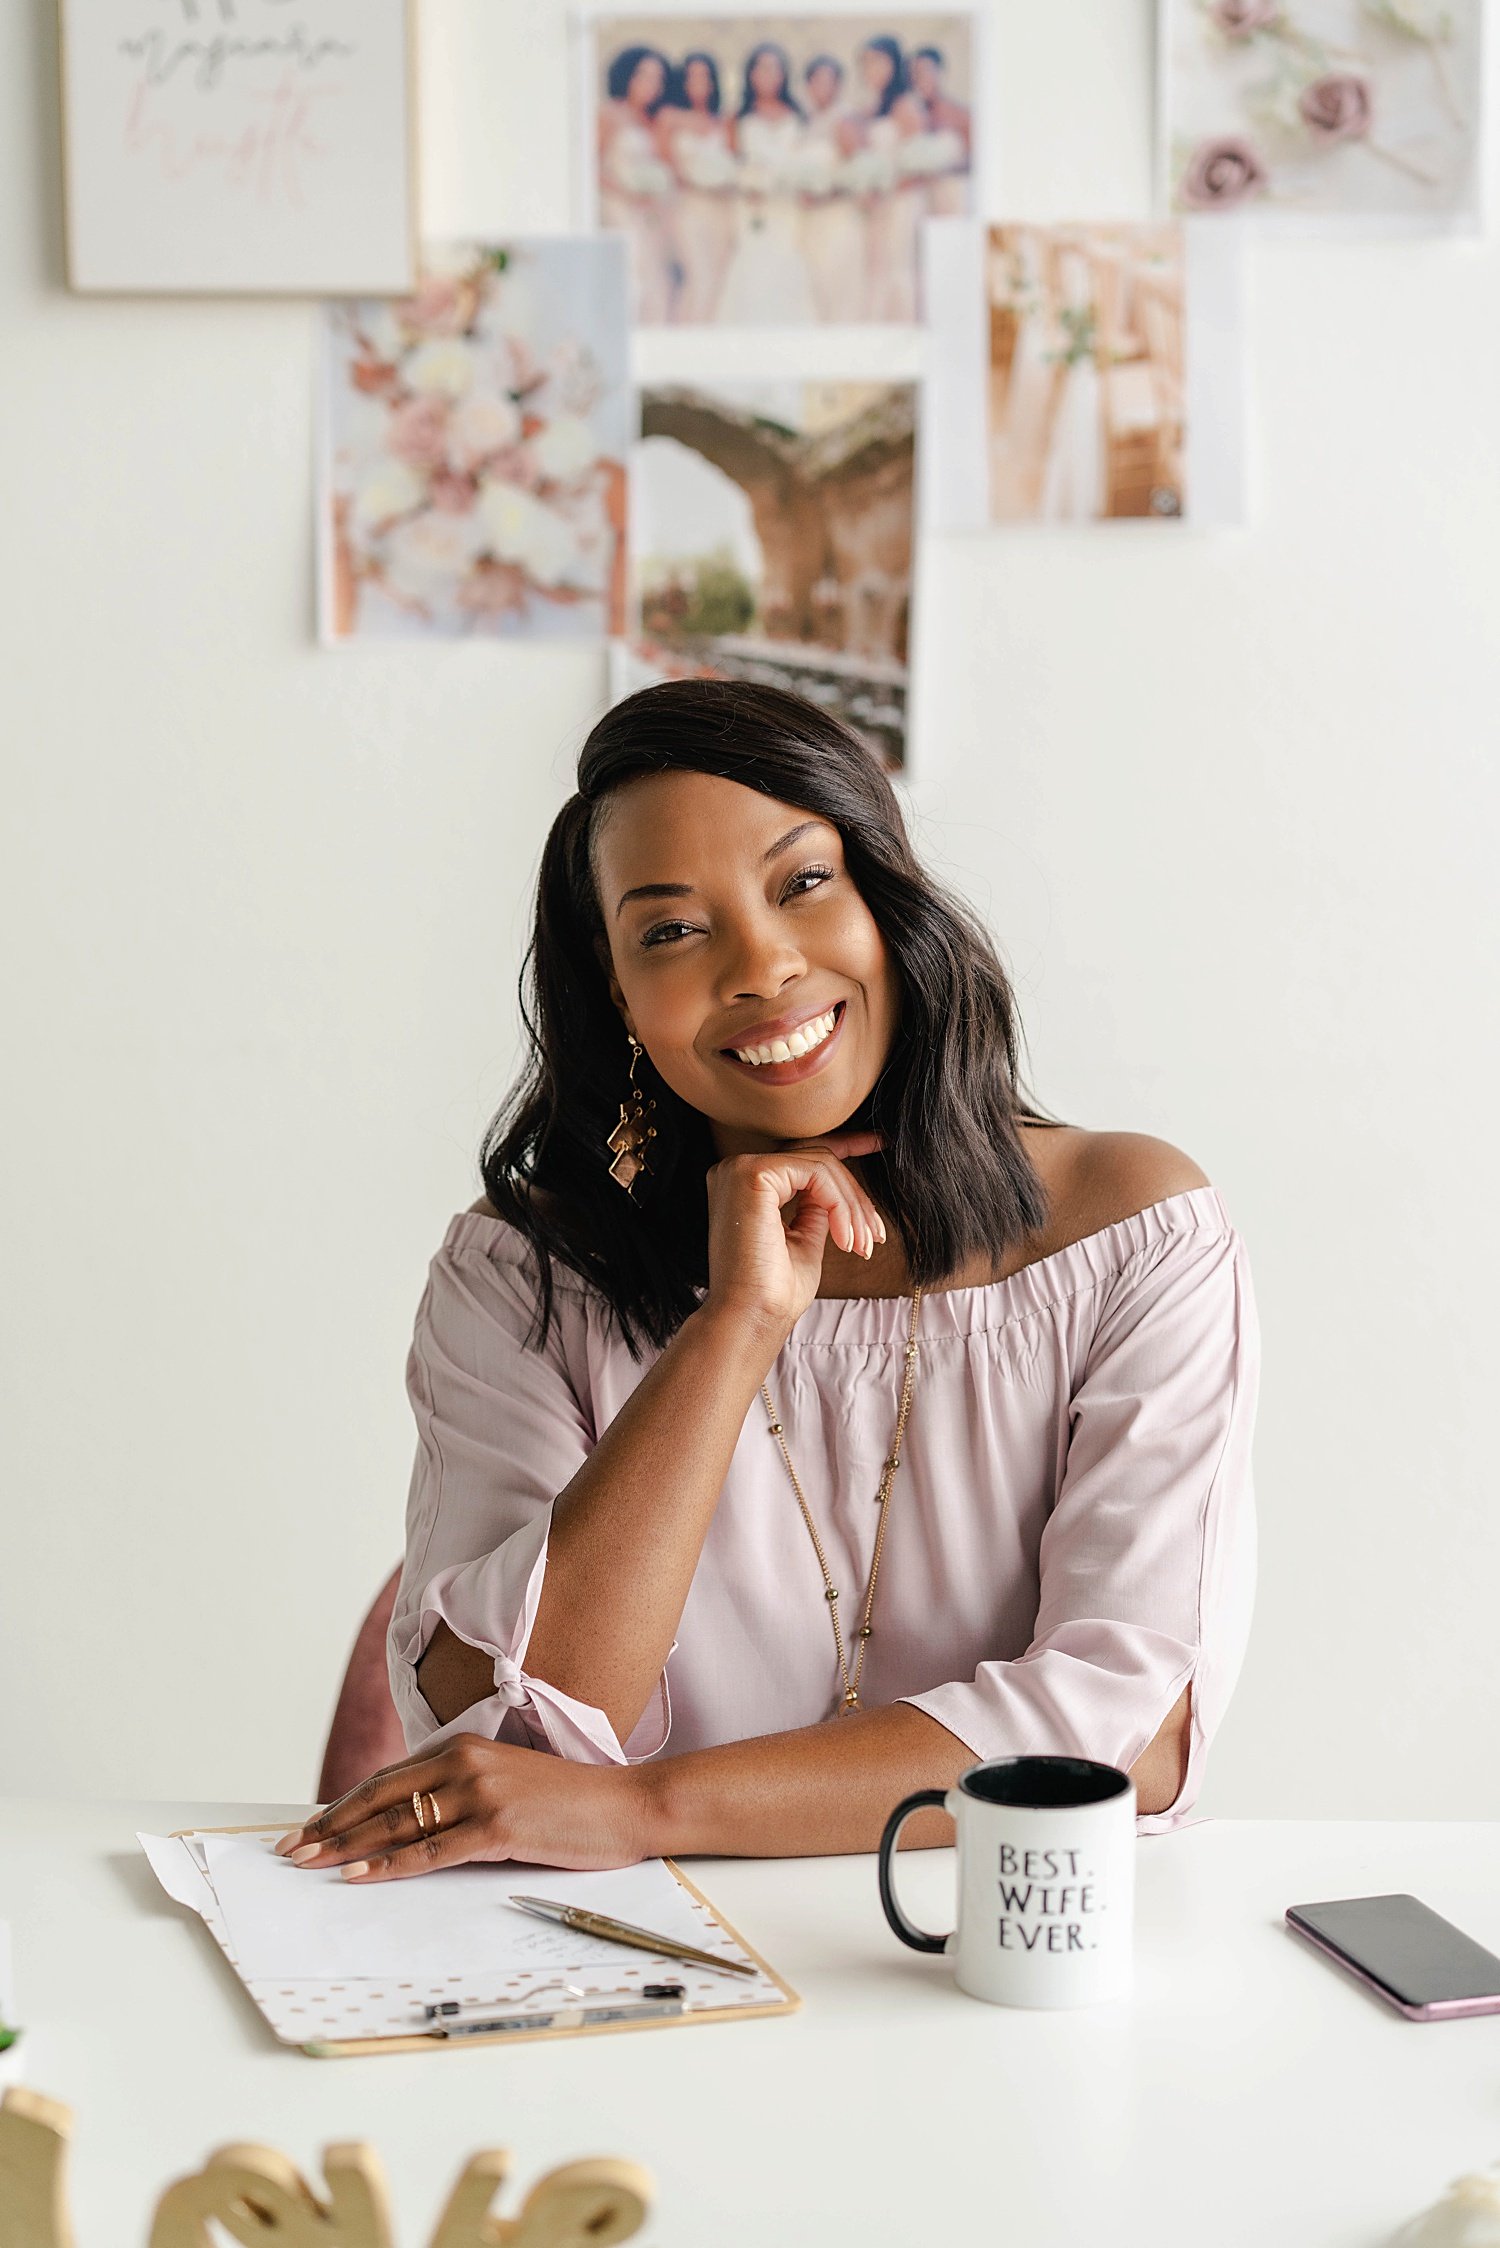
[
  {"left": 582, "top": 10, "right": 978, "bottom": 326},
  {"left": 319, "top": 238, "right": 633, "bottom": 643},
  {"left": 1158, "top": 0, "right": 1484, "bottom": 236},
  {"left": 58, "top": 0, "right": 417, "bottom": 293}
]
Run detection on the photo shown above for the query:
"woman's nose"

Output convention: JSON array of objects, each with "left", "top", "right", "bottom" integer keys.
[{"left": 719, "top": 919, "right": 805, "bottom": 1001}]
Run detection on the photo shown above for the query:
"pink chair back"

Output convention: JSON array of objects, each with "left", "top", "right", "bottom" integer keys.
[{"left": 316, "top": 1564, "right": 408, "bottom": 1806}]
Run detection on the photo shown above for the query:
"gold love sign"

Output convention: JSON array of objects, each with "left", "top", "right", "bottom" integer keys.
[{"left": 0, "top": 2088, "right": 652, "bottom": 2248}]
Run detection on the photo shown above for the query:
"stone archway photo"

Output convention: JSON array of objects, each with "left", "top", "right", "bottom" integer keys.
[{"left": 626, "top": 378, "right": 916, "bottom": 767}]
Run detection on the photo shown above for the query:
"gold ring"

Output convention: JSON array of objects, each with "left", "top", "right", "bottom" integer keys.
[
  {"left": 412, "top": 1789, "right": 425, "bottom": 1831},
  {"left": 427, "top": 1791, "right": 442, "bottom": 1831}
]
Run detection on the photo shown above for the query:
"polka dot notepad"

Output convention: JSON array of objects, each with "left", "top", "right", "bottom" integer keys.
[{"left": 138, "top": 1826, "right": 798, "bottom": 2054}]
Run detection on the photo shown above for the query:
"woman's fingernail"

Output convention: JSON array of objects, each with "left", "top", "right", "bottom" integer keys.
[
  {"left": 340, "top": 1861, "right": 370, "bottom": 1881},
  {"left": 273, "top": 1832, "right": 303, "bottom": 1855},
  {"left": 289, "top": 1842, "right": 322, "bottom": 1865}
]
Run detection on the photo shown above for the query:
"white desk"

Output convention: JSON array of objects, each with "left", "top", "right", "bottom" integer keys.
[{"left": 3, "top": 1801, "right": 1499, "bottom": 2246}]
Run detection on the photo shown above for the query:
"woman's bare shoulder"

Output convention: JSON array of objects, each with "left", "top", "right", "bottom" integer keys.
[
  {"left": 1019, "top": 1123, "right": 1211, "bottom": 1255},
  {"left": 466, "top": 1183, "right": 559, "bottom": 1222}
]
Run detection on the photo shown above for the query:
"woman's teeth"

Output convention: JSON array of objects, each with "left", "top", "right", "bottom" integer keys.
[{"left": 731, "top": 1006, "right": 839, "bottom": 1068}]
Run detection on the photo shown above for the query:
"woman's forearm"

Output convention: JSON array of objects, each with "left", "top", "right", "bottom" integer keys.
[
  {"left": 508, "top": 1300, "right": 783, "bottom": 1742},
  {"left": 631, "top": 1686, "right": 1191, "bottom": 1859},
  {"left": 635, "top": 1702, "right": 974, "bottom": 1857}
]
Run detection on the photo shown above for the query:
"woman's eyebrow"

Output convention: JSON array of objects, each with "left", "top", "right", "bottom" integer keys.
[{"left": 614, "top": 820, "right": 830, "bottom": 917}]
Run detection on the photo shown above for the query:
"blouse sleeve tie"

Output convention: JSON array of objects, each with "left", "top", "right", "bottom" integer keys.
[{"left": 392, "top": 1505, "right": 673, "bottom": 1768}]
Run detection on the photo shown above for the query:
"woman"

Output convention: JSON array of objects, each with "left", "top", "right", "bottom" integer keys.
[
  {"left": 656, "top": 52, "right": 738, "bottom": 325},
  {"left": 276, "top": 681, "right": 1257, "bottom": 1882},
  {"left": 849, "top": 35, "right": 927, "bottom": 321},
  {"left": 907, "top": 43, "right": 973, "bottom": 219},
  {"left": 598, "top": 45, "right": 676, "bottom": 324},
  {"left": 717, "top": 42, "right": 817, "bottom": 326},
  {"left": 1037, "top": 236, "right": 1109, "bottom": 521},
  {"left": 798, "top": 54, "right": 865, "bottom": 324}
]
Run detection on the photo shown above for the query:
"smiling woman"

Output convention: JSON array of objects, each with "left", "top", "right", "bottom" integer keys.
[{"left": 275, "top": 679, "right": 1257, "bottom": 1885}]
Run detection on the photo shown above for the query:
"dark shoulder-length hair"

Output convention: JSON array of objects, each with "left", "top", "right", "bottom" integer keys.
[
  {"left": 606, "top": 43, "right": 669, "bottom": 110},
  {"left": 861, "top": 32, "right": 909, "bottom": 114},
  {"left": 737, "top": 41, "right": 803, "bottom": 118},
  {"left": 670, "top": 49, "right": 722, "bottom": 113},
  {"left": 481, "top": 679, "right": 1056, "bottom": 1359}
]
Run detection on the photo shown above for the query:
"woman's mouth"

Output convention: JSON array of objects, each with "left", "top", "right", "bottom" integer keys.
[{"left": 720, "top": 1001, "right": 847, "bottom": 1084}]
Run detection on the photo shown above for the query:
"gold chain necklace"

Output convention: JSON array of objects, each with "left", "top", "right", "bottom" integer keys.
[{"left": 759, "top": 1287, "right": 923, "bottom": 1718}]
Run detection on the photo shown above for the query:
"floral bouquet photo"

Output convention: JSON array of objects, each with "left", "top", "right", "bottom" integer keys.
[
  {"left": 319, "top": 238, "right": 632, "bottom": 640},
  {"left": 1162, "top": 0, "right": 1483, "bottom": 230}
]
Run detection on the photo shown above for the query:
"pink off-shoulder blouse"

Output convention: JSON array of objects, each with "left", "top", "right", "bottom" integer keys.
[{"left": 387, "top": 1185, "right": 1259, "bottom": 1836}]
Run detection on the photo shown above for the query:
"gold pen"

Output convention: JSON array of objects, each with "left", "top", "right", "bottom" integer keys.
[{"left": 508, "top": 1894, "right": 758, "bottom": 1980}]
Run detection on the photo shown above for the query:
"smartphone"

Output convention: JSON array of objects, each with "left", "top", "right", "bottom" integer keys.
[{"left": 1285, "top": 1893, "right": 1500, "bottom": 2020}]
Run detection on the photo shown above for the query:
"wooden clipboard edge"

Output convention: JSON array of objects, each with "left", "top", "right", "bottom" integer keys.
[
  {"left": 168, "top": 1823, "right": 297, "bottom": 1836},
  {"left": 164, "top": 1827, "right": 801, "bottom": 2060},
  {"left": 662, "top": 1857, "right": 800, "bottom": 2009}
]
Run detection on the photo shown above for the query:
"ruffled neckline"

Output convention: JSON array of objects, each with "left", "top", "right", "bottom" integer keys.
[{"left": 442, "top": 1185, "right": 1233, "bottom": 1348}]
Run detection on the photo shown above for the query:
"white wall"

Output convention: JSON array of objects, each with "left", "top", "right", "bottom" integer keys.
[{"left": 3, "top": 0, "right": 1497, "bottom": 1812}]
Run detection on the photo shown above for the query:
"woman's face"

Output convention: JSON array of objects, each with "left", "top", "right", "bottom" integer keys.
[
  {"left": 684, "top": 57, "right": 713, "bottom": 108},
  {"left": 749, "top": 48, "right": 784, "bottom": 99},
  {"left": 594, "top": 769, "right": 900, "bottom": 1157},
  {"left": 628, "top": 54, "right": 665, "bottom": 108},
  {"left": 911, "top": 53, "right": 940, "bottom": 99},
  {"left": 861, "top": 43, "right": 894, "bottom": 95},
  {"left": 806, "top": 61, "right": 840, "bottom": 111}
]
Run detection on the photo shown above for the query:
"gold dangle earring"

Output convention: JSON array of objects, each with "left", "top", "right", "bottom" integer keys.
[{"left": 605, "top": 1036, "right": 657, "bottom": 1195}]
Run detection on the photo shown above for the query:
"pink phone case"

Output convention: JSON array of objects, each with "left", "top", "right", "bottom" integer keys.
[{"left": 1285, "top": 1908, "right": 1500, "bottom": 2021}]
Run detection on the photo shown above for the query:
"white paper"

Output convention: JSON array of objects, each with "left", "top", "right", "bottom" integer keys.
[
  {"left": 0, "top": 1923, "right": 18, "bottom": 2089},
  {"left": 60, "top": 0, "right": 416, "bottom": 293},
  {"left": 198, "top": 1832, "right": 728, "bottom": 1982},
  {"left": 1182, "top": 219, "right": 1249, "bottom": 529},
  {"left": 136, "top": 1832, "right": 782, "bottom": 2044},
  {"left": 136, "top": 1830, "right": 220, "bottom": 1918},
  {"left": 919, "top": 218, "right": 989, "bottom": 533}
]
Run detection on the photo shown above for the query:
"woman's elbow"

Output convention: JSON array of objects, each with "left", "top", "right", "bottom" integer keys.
[
  {"left": 414, "top": 1619, "right": 497, "bottom": 1726},
  {"left": 1128, "top": 1682, "right": 1192, "bottom": 1816}
]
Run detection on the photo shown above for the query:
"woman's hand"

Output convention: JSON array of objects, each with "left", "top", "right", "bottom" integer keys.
[
  {"left": 273, "top": 1738, "right": 651, "bottom": 1881},
  {"left": 703, "top": 1129, "right": 886, "bottom": 1339}
]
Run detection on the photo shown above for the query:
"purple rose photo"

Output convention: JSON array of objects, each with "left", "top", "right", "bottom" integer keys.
[{"left": 1160, "top": 0, "right": 1483, "bottom": 233}]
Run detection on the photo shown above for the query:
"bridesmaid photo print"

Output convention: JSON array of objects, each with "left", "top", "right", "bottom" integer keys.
[
  {"left": 586, "top": 11, "right": 975, "bottom": 324},
  {"left": 318, "top": 237, "right": 632, "bottom": 641},
  {"left": 618, "top": 378, "right": 917, "bottom": 768}
]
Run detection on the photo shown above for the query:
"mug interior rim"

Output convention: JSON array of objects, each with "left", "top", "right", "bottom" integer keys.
[{"left": 958, "top": 1755, "right": 1132, "bottom": 1809}]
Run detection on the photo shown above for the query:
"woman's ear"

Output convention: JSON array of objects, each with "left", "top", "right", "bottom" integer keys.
[{"left": 594, "top": 936, "right": 637, "bottom": 1041}]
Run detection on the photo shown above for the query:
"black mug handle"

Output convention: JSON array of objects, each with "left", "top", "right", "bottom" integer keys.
[{"left": 877, "top": 1788, "right": 953, "bottom": 1954}]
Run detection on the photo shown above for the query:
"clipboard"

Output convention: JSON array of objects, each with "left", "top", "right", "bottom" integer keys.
[{"left": 146, "top": 1824, "right": 800, "bottom": 2058}]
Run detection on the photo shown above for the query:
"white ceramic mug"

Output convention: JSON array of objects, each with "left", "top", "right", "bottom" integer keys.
[{"left": 877, "top": 1755, "right": 1136, "bottom": 2009}]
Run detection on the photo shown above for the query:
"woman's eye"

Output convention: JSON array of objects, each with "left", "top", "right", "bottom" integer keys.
[
  {"left": 785, "top": 863, "right": 836, "bottom": 898},
  {"left": 639, "top": 867, "right": 834, "bottom": 949}
]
